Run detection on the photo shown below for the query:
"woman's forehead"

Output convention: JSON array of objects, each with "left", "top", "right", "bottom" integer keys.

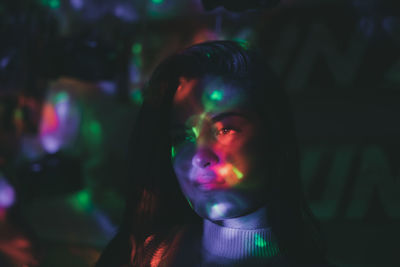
[{"left": 171, "top": 76, "right": 252, "bottom": 124}]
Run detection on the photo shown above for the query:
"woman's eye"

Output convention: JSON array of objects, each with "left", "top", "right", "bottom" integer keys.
[
  {"left": 214, "top": 126, "right": 240, "bottom": 144},
  {"left": 216, "top": 128, "right": 236, "bottom": 136}
]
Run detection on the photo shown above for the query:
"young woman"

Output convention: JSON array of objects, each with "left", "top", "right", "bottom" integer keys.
[{"left": 96, "top": 40, "right": 330, "bottom": 267}]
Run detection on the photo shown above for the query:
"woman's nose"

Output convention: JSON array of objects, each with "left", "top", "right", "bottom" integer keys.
[{"left": 192, "top": 147, "right": 219, "bottom": 168}]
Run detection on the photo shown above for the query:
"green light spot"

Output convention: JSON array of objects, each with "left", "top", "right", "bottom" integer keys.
[
  {"left": 77, "top": 190, "right": 90, "bottom": 206},
  {"left": 212, "top": 204, "right": 225, "bottom": 217},
  {"left": 192, "top": 127, "right": 199, "bottom": 138},
  {"left": 14, "top": 109, "right": 23, "bottom": 120},
  {"left": 41, "top": 0, "right": 60, "bottom": 9},
  {"left": 131, "top": 89, "right": 143, "bottom": 105},
  {"left": 55, "top": 91, "right": 68, "bottom": 103},
  {"left": 235, "top": 39, "right": 250, "bottom": 50},
  {"left": 131, "top": 43, "right": 142, "bottom": 54},
  {"left": 49, "top": 0, "right": 60, "bottom": 8},
  {"left": 171, "top": 146, "right": 176, "bottom": 159},
  {"left": 133, "top": 56, "right": 142, "bottom": 68},
  {"left": 232, "top": 166, "right": 243, "bottom": 179},
  {"left": 186, "top": 198, "right": 193, "bottom": 209},
  {"left": 255, "top": 234, "right": 267, "bottom": 247},
  {"left": 82, "top": 118, "right": 102, "bottom": 149},
  {"left": 89, "top": 120, "right": 101, "bottom": 136},
  {"left": 206, "top": 53, "right": 211, "bottom": 58},
  {"left": 152, "top": 0, "right": 164, "bottom": 4},
  {"left": 210, "top": 90, "right": 223, "bottom": 101},
  {"left": 68, "top": 190, "right": 92, "bottom": 212}
]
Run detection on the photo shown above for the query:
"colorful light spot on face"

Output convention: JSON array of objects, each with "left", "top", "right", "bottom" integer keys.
[
  {"left": 191, "top": 126, "right": 199, "bottom": 139},
  {"left": 210, "top": 90, "right": 223, "bottom": 101},
  {"left": 214, "top": 164, "right": 242, "bottom": 187},
  {"left": 218, "top": 165, "right": 230, "bottom": 176},
  {"left": 232, "top": 166, "right": 243, "bottom": 179},
  {"left": 209, "top": 203, "right": 228, "bottom": 219},
  {"left": 131, "top": 43, "right": 142, "bottom": 54}
]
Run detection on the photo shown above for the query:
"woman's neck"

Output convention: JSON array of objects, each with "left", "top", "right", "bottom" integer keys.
[{"left": 213, "top": 206, "right": 270, "bottom": 229}]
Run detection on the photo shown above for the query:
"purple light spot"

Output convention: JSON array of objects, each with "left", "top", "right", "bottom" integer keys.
[
  {"left": 41, "top": 135, "right": 61, "bottom": 154},
  {"left": 70, "top": 0, "right": 84, "bottom": 10},
  {"left": 129, "top": 63, "right": 141, "bottom": 83},
  {"left": 359, "top": 17, "right": 376, "bottom": 37},
  {"left": 0, "top": 56, "right": 10, "bottom": 69},
  {"left": 114, "top": 4, "right": 138, "bottom": 22},
  {"left": 98, "top": 81, "right": 116, "bottom": 95},
  {"left": 86, "top": 41, "right": 97, "bottom": 48},
  {"left": 31, "top": 163, "right": 42, "bottom": 172},
  {"left": 382, "top": 16, "right": 400, "bottom": 40},
  {"left": 93, "top": 209, "right": 117, "bottom": 237},
  {"left": 0, "top": 177, "right": 16, "bottom": 208},
  {"left": 56, "top": 101, "right": 69, "bottom": 119}
]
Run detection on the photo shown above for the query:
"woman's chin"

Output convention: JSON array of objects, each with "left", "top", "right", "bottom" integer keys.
[{"left": 193, "top": 201, "right": 242, "bottom": 221}]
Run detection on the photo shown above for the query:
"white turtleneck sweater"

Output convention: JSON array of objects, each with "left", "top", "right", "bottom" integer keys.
[
  {"left": 201, "top": 219, "right": 284, "bottom": 267},
  {"left": 169, "top": 220, "right": 286, "bottom": 267}
]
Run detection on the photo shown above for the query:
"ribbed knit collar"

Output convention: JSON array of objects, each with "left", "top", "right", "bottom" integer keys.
[{"left": 202, "top": 219, "right": 280, "bottom": 261}]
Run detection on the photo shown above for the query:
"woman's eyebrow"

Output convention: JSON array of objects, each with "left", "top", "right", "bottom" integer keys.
[{"left": 211, "top": 111, "right": 248, "bottom": 122}]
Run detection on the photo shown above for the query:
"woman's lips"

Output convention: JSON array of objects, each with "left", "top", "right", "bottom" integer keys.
[
  {"left": 192, "top": 174, "right": 226, "bottom": 190},
  {"left": 195, "top": 182, "right": 225, "bottom": 190}
]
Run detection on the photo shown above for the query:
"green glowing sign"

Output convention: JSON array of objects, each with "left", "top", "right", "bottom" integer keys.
[{"left": 210, "top": 90, "right": 223, "bottom": 101}]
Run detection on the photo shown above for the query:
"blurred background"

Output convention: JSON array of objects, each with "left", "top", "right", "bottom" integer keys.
[{"left": 0, "top": 0, "right": 399, "bottom": 266}]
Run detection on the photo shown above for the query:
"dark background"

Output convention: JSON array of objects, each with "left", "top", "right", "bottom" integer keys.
[{"left": 0, "top": 0, "right": 399, "bottom": 266}]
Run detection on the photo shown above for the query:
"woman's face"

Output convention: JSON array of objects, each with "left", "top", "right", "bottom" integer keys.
[{"left": 170, "top": 76, "right": 269, "bottom": 221}]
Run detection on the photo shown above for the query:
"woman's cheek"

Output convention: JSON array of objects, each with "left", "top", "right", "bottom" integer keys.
[{"left": 173, "top": 144, "right": 196, "bottom": 180}]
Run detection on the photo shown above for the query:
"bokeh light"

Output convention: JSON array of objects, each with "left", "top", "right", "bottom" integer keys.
[{"left": 0, "top": 175, "right": 16, "bottom": 208}]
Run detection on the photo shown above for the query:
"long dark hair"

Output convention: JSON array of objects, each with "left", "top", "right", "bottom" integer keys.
[{"left": 96, "top": 40, "right": 327, "bottom": 266}]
